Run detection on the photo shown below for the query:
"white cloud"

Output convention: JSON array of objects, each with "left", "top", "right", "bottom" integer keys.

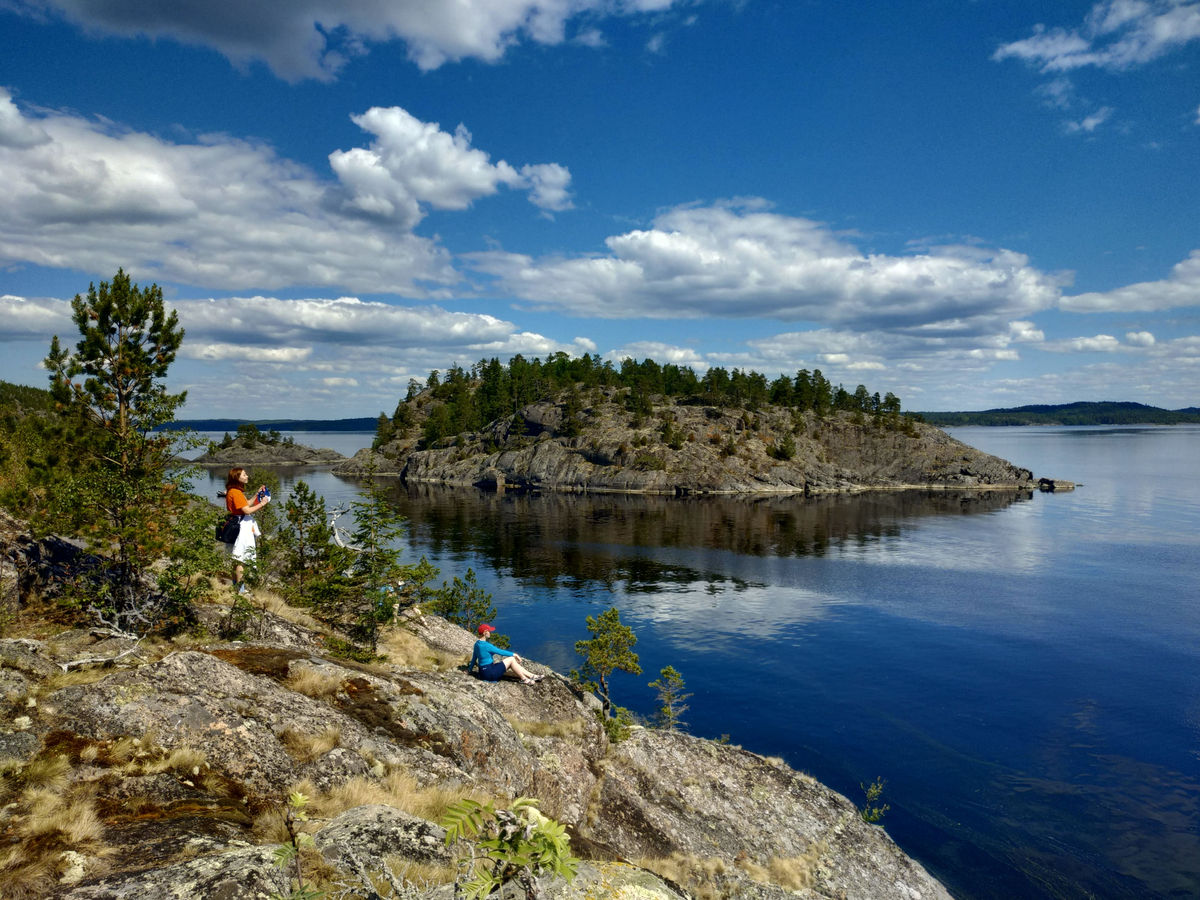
[
  {"left": 995, "top": 1, "right": 1200, "bottom": 73},
  {"left": 0, "top": 94, "right": 565, "bottom": 294},
  {"left": 606, "top": 341, "right": 708, "bottom": 370},
  {"left": 171, "top": 296, "right": 517, "bottom": 348},
  {"left": 1065, "top": 106, "right": 1115, "bottom": 133},
  {"left": 1062, "top": 249, "right": 1200, "bottom": 311},
  {"left": 180, "top": 343, "right": 314, "bottom": 363},
  {"left": 519, "top": 163, "right": 574, "bottom": 212},
  {"left": 1009, "top": 320, "right": 1046, "bottom": 343},
  {"left": 0, "top": 293, "right": 72, "bottom": 339},
  {"left": 0, "top": 89, "right": 50, "bottom": 149},
  {"left": 11, "top": 0, "right": 696, "bottom": 81},
  {"left": 1042, "top": 334, "right": 1123, "bottom": 353},
  {"left": 329, "top": 109, "right": 570, "bottom": 224},
  {"left": 1126, "top": 330, "right": 1156, "bottom": 346},
  {"left": 467, "top": 201, "right": 1065, "bottom": 339}
]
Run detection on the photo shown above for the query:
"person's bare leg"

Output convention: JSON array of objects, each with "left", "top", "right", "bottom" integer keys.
[{"left": 501, "top": 657, "right": 538, "bottom": 683}]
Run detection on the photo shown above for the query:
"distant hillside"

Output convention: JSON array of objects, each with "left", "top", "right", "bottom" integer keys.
[
  {"left": 164, "top": 417, "right": 377, "bottom": 433},
  {"left": 917, "top": 402, "right": 1200, "bottom": 426},
  {"left": 0, "top": 380, "right": 53, "bottom": 413}
]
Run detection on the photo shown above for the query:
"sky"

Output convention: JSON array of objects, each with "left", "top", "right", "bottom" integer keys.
[{"left": 0, "top": 0, "right": 1198, "bottom": 418}]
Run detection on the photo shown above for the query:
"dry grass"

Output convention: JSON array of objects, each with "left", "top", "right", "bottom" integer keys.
[
  {"left": 279, "top": 726, "right": 343, "bottom": 763},
  {"left": 19, "top": 787, "right": 105, "bottom": 843},
  {"left": 41, "top": 666, "right": 112, "bottom": 692},
  {"left": 505, "top": 717, "right": 589, "bottom": 740},
  {"left": 255, "top": 589, "right": 325, "bottom": 631},
  {"left": 285, "top": 666, "right": 345, "bottom": 700},
  {"left": 139, "top": 745, "right": 207, "bottom": 776},
  {"left": 639, "top": 845, "right": 825, "bottom": 898},
  {"left": 378, "top": 626, "right": 459, "bottom": 671},
  {"left": 636, "top": 854, "right": 730, "bottom": 900},
  {"left": 381, "top": 856, "right": 458, "bottom": 890},
  {"left": 106, "top": 736, "right": 139, "bottom": 765},
  {"left": 765, "top": 849, "right": 824, "bottom": 890},
  {"left": 0, "top": 782, "right": 111, "bottom": 899},
  {"left": 18, "top": 753, "right": 71, "bottom": 791},
  {"left": 253, "top": 770, "right": 499, "bottom": 843}
]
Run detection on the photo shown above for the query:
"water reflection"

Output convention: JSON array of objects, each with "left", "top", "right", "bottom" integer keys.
[{"left": 381, "top": 483, "right": 1033, "bottom": 587}]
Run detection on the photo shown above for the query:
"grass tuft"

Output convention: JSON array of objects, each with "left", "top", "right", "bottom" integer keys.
[
  {"left": 505, "top": 717, "right": 590, "bottom": 740},
  {"left": 285, "top": 666, "right": 345, "bottom": 700},
  {"left": 279, "top": 726, "right": 343, "bottom": 763}
]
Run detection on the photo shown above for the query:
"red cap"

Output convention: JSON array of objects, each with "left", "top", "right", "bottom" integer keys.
[{"left": 477, "top": 623, "right": 496, "bottom": 635}]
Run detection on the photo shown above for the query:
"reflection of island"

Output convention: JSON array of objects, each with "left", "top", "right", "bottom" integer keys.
[{"left": 380, "top": 482, "right": 1033, "bottom": 589}]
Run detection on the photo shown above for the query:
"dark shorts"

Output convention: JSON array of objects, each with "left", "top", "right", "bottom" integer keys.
[{"left": 477, "top": 661, "right": 507, "bottom": 681}]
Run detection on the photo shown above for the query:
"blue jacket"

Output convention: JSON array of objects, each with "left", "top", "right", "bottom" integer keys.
[{"left": 470, "top": 639, "right": 513, "bottom": 673}]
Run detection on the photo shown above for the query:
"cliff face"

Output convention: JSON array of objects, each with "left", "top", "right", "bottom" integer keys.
[
  {"left": 337, "top": 397, "right": 1032, "bottom": 494},
  {"left": 0, "top": 588, "right": 953, "bottom": 899}
]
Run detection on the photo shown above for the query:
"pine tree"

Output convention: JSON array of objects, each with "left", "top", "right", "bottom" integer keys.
[
  {"left": 573, "top": 607, "right": 641, "bottom": 717},
  {"left": 649, "top": 665, "right": 692, "bottom": 731},
  {"left": 279, "top": 480, "right": 336, "bottom": 593},
  {"left": 42, "top": 269, "right": 189, "bottom": 632}
]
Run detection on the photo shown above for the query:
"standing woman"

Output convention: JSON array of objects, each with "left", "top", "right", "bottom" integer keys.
[{"left": 225, "top": 467, "right": 270, "bottom": 596}]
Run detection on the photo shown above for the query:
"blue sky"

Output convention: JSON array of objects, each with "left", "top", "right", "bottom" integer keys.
[{"left": 1, "top": 0, "right": 1197, "bottom": 418}]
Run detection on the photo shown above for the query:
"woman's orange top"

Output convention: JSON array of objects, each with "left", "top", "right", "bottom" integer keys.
[{"left": 226, "top": 487, "right": 249, "bottom": 515}]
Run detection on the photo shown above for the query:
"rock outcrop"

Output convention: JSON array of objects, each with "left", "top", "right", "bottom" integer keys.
[
  {"left": 336, "top": 396, "right": 1032, "bottom": 495},
  {"left": 0, "top": 596, "right": 954, "bottom": 899}
]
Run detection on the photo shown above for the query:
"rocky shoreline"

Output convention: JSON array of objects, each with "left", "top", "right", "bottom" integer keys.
[{"left": 0, "top": 581, "right": 954, "bottom": 899}]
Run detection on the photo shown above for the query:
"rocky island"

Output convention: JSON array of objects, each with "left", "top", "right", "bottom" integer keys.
[
  {"left": 336, "top": 386, "right": 1034, "bottom": 495},
  {"left": 0, "top": 513, "right": 953, "bottom": 899},
  {"left": 191, "top": 425, "right": 347, "bottom": 468}
]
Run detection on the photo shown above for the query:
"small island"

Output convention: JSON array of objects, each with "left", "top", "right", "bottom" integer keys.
[{"left": 190, "top": 424, "right": 347, "bottom": 467}]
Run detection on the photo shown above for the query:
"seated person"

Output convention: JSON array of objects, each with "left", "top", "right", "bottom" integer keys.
[{"left": 468, "top": 623, "right": 542, "bottom": 685}]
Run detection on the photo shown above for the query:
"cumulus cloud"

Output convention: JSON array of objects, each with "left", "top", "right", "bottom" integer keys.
[
  {"left": 9, "top": 0, "right": 695, "bottom": 81},
  {"left": 329, "top": 109, "right": 570, "bottom": 225},
  {"left": 0, "top": 93, "right": 566, "bottom": 294},
  {"left": 1126, "top": 330, "right": 1156, "bottom": 345},
  {"left": 995, "top": 1, "right": 1200, "bottom": 73},
  {"left": 466, "top": 201, "right": 1065, "bottom": 340},
  {"left": 0, "top": 89, "right": 50, "bottom": 149},
  {"left": 1062, "top": 249, "right": 1200, "bottom": 311}
]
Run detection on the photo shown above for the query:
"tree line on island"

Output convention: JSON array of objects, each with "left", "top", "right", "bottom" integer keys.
[{"left": 376, "top": 353, "right": 908, "bottom": 452}]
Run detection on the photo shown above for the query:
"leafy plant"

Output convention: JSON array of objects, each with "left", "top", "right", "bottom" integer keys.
[
  {"left": 442, "top": 797, "right": 578, "bottom": 900},
  {"left": 270, "top": 791, "right": 323, "bottom": 900}
]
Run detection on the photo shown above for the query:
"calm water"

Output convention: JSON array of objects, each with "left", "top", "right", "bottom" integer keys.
[{"left": 191, "top": 426, "right": 1200, "bottom": 899}]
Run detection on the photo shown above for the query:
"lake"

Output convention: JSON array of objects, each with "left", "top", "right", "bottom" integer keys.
[{"left": 190, "top": 425, "right": 1200, "bottom": 899}]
